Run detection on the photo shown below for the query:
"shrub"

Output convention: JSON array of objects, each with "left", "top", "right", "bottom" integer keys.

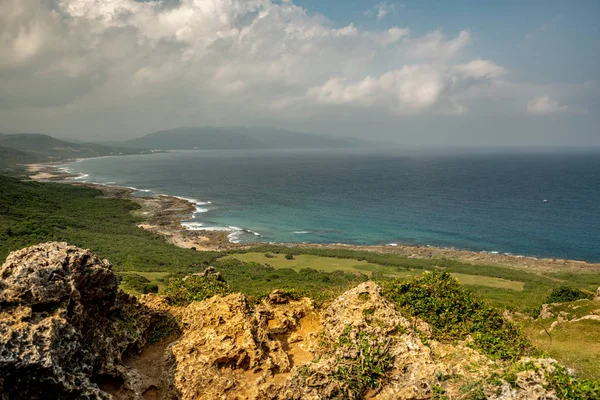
[
  {"left": 121, "top": 273, "right": 153, "bottom": 293},
  {"left": 264, "top": 253, "right": 276, "bottom": 258},
  {"left": 285, "top": 253, "right": 295, "bottom": 260},
  {"left": 545, "top": 286, "right": 593, "bottom": 304},
  {"left": 331, "top": 328, "right": 394, "bottom": 398},
  {"left": 142, "top": 283, "right": 159, "bottom": 294},
  {"left": 164, "top": 275, "right": 232, "bottom": 306},
  {"left": 380, "top": 271, "right": 532, "bottom": 360}
]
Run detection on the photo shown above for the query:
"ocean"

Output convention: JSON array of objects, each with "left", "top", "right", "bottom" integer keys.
[{"left": 61, "top": 148, "right": 600, "bottom": 262}]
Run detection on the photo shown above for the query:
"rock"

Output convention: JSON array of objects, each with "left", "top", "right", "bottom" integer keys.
[
  {"left": 264, "top": 282, "right": 493, "bottom": 400},
  {"left": 168, "top": 292, "right": 311, "bottom": 399},
  {"left": 486, "top": 358, "right": 560, "bottom": 400},
  {"left": 538, "top": 304, "right": 554, "bottom": 319},
  {"left": 268, "top": 289, "right": 289, "bottom": 304},
  {"left": 0, "top": 243, "right": 162, "bottom": 399}
]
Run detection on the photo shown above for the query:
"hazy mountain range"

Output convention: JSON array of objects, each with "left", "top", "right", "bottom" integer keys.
[
  {"left": 106, "top": 126, "right": 376, "bottom": 150},
  {"left": 0, "top": 127, "right": 380, "bottom": 174}
]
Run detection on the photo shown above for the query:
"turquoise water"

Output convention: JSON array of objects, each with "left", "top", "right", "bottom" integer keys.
[{"left": 62, "top": 149, "right": 600, "bottom": 261}]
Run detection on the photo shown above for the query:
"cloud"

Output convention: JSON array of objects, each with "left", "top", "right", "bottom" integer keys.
[
  {"left": 527, "top": 95, "right": 570, "bottom": 114},
  {"left": 0, "top": 0, "right": 593, "bottom": 139},
  {"left": 365, "top": 2, "right": 400, "bottom": 21},
  {"left": 453, "top": 60, "right": 507, "bottom": 79},
  {"left": 525, "top": 23, "right": 552, "bottom": 41},
  {"left": 406, "top": 30, "right": 471, "bottom": 59},
  {"left": 305, "top": 62, "right": 505, "bottom": 115}
]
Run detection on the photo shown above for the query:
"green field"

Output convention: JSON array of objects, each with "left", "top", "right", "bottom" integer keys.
[{"left": 227, "top": 252, "right": 525, "bottom": 291}]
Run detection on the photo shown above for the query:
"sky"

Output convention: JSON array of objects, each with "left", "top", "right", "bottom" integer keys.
[{"left": 0, "top": 0, "right": 598, "bottom": 146}]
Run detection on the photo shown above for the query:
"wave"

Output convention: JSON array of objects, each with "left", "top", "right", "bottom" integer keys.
[
  {"left": 73, "top": 174, "right": 89, "bottom": 180},
  {"left": 293, "top": 231, "right": 310, "bottom": 234},
  {"left": 180, "top": 223, "right": 261, "bottom": 243},
  {"left": 181, "top": 222, "right": 205, "bottom": 230},
  {"left": 172, "top": 195, "right": 212, "bottom": 206}
]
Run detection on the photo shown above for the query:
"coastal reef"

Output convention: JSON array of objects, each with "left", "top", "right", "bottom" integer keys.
[{"left": 0, "top": 243, "right": 595, "bottom": 399}]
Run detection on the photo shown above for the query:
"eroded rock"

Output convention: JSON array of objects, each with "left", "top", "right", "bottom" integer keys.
[{"left": 0, "top": 243, "right": 162, "bottom": 399}]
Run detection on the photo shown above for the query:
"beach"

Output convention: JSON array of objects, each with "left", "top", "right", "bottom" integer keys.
[{"left": 26, "top": 162, "right": 600, "bottom": 274}]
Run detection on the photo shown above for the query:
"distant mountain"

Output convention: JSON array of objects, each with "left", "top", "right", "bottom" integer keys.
[
  {"left": 0, "top": 133, "right": 148, "bottom": 161},
  {"left": 0, "top": 146, "right": 45, "bottom": 174},
  {"left": 116, "top": 126, "right": 373, "bottom": 150}
]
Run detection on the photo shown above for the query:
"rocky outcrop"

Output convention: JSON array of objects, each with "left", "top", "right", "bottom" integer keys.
[
  {"left": 0, "top": 243, "right": 165, "bottom": 399},
  {"left": 0, "top": 243, "right": 582, "bottom": 400},
  {"left": 263, "top": 282, "right": 495, "bottom": 400}
]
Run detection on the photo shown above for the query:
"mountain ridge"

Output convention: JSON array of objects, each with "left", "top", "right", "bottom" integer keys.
[{"left": 113, "top": 126, "right": 378, "bottom": 150}]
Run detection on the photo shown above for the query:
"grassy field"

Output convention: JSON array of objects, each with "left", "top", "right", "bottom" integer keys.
[
  {"left": 519, "top": 300, "right": 600, "bottom": 379},
  {"left": 227, "top": 252, "right": 525, "bottom": 291}
]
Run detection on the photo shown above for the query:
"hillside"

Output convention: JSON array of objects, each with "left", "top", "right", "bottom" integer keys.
[
  {"left": 0, "top": 133, "right": 148, "bottom": 162},
  {"left": 116, "top": 126, "right": 372, "bottom": 150},
  {"left": 0, "top": 146, "right": 45, "bottom": 174}
]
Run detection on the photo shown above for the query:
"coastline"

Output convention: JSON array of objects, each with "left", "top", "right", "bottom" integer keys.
[{"left": 25, "top": 162, "right": 600, "bottom": 273}]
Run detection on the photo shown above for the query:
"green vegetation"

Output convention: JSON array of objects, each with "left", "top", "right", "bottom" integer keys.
[
  {"left": 545, "top": 286, "right": 594, "bottom": 304},
  {"left": 0, "top": 175, "right": 219, "bottom": 271},
  {"left": 163, "top": 275, "right": 232, "bottom": 306},
  {"left": 331, "top": 328, "right": 394, "bottom": 398},
  {"left": 120, "top": 273, "right": 160, "bottom": 294},
  {"left": 520, "top": 300, "right": 600, "bottom": 379},
  {"left": 0, "top": 133, "right": 145, "bottom": 160},
  {"left": 210, "top": 258, "right": 367, "bottom": 304},
  {"left": 502, "top": 361, "right": 600, "bottom": 400},
  {"left": 0, "top": 146, "right": 45, "bottom": 176},
  {"left": 227, "top": 252, "right": 524, "bottom": 291},
  {"left": 380, "top": 272, "right": 533, "bottom": 360}
]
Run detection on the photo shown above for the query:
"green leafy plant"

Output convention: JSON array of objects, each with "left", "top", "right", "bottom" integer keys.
[
  {"left": 380, "top": 271, "right": 533, "bottom": 360},
  {"left": 502, "top": 361, "right": 600, "bottom": 400},
  {"left": 163, "top": 275, "right": 232, "bottom": 306},
  {"left": 545, "top": 286, "right": 593, "bottom": 304},
  {"left": 331, "top": 329, "right": 394, "bottom": 398}
]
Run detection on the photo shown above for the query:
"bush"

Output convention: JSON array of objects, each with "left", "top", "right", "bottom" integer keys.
[
  {"left": 545, "top": 286, "right": 593, "bottom": 304},
  {"left": 285, "top": 253, "right": 295, "bottom": 260},
  {"left": 380, "top": 271, "right": 533, "bottom": 360},
  {"left": 142, "top": 283, "right": 159, "bottom": 294},
  {"left": 264, "top": 253, "right": 276, "bottom": 258},
  {"left": 164, "top": 275, "right": 232, "bottom": 306},
  {"left": 332, "top": 329, "right": 393, "bottom": 398},
  {"left": 121, "top": 273, "right": 151, "bottom": 293}
]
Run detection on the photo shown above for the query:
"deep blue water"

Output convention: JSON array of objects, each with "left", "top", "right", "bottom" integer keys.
[{"left": 62, "top": 149, "right": 600, "bottom": 261}]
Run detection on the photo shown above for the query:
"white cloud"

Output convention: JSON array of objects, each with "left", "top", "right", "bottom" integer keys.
[
  {"left": 406, "top": 30, "right": 471, "bottom": 59},
  {"left": 305, "top": 62, "right": 505, "bottom": 115},
  {"left": 453, "top": 60, "right": 507, "bottom": 79},
  {"left": 0, "top": 0, "right": 592, "bottom": 138},
  {"left": 365, "top": 2, "right": 400, "bottom": 21},
  {"left": 527, "top": 95, "right": 570, "bottom": 114}
]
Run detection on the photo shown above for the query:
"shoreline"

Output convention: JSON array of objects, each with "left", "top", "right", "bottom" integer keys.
[{"left": 25, "top": 162, "right": 600, "bottom": 273}]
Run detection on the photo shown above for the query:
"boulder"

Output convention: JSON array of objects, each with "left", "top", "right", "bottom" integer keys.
[{"left": 0, "top": 243, "right": 157, "bottom": 399}]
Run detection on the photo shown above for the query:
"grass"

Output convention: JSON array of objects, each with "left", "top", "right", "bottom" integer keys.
[
  {"left": 519, "top": 299, "right": 600, "bottom": 379},
  {"left": 227, "top": 253, "right": 524, "bottom": 291},
  {"left": 0, "top": 175, "right": 220, "bottom": 272},
  {"left": 380, "top": 272, "right": 533, "bottom": 361},
  {"left": 119, "top": 271, "right": 171, "bottom": 295}
]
